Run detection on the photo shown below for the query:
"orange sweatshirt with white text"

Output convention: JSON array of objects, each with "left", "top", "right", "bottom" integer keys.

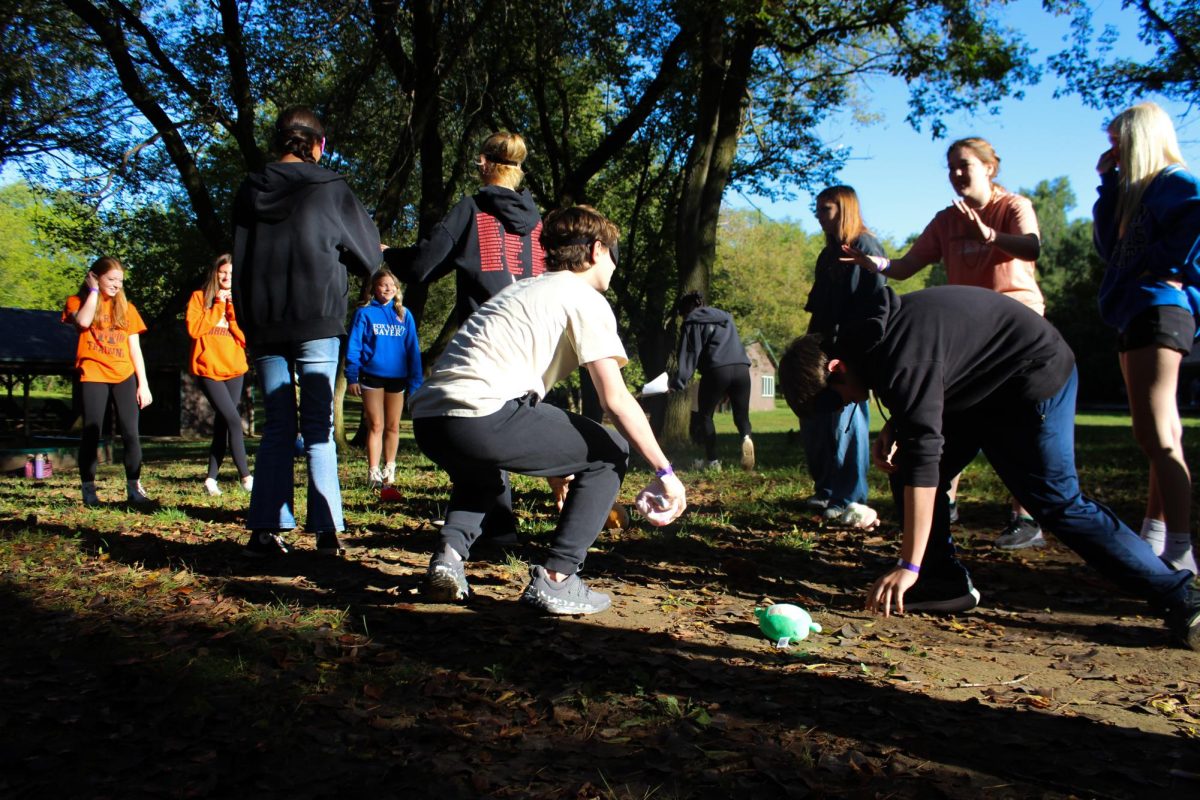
[
  {"left": 186, "top": 290, "right": 249, "bottom": 379},
  {"left": 62, "top": 294, "right": 147, "bottom": 383}
]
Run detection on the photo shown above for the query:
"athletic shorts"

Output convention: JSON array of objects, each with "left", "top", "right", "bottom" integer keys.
[
  {"left": 360, "top": 372, "right": 407, "bottom": 393},
  {"left": 1117, "top": 305, "right": 1196, "bottom": 354}
]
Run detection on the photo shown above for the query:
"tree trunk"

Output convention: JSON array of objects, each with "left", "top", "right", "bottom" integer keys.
[{"left": 661, "top": 17, "right": 759, "bottom": 446}]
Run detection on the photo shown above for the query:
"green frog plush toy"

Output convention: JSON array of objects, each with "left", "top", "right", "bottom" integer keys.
[{"left": 755, "top": 604, "right": 821, "bottom": 648}]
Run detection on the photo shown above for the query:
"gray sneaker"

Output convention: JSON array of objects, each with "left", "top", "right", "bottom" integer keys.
[
  {"left": 126, "top": 480, "right": 153, "bottom": 506},
  {"left": 426, "top": 544, "right": 470, "bottom": 601},
  {"left": 520, "top": 565, "right": 611, "bottom": 615},
  {"left": 1172, "top": 605, "right": 1200, "bottom": 651},
  {"left": 995, "top": 515, "right": 1045, "bottom": 550}
]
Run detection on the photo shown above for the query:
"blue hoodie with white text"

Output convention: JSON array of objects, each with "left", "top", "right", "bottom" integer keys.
[{"left": 345, "top": 299, "right": 424, "bottom": 390}]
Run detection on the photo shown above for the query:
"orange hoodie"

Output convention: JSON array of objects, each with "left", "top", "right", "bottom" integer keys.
[
  {"left": 187, "top": 290, "right": 248, "bottom": 379},
  {"left": 62, "top": 294, "right": 147, "bottom": 383}
]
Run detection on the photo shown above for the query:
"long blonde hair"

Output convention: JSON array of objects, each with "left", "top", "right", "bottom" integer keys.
[
  {"left": 202, "top": 253, "right": 232, "bottom": 309},
  {"left": 77, "top": 256, "right": 128, "bottom": 330},
  {"left": 1109, "top": 101, "right": 1187, "bottom": 237},
  {"left": 478, "top": 132, "right": 527, "bottom": 191},
  {"left": 359, "top": 267, "right": 404, "bottom": 316},
  {"left": 816, "top": 185, "right": 871, "bottom": 247}
]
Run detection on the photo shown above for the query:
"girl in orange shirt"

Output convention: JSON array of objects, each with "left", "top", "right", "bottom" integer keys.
[
  {"left": 62, "top": 256, "right": 153, "bottom": 506},
  {"left": 187, "top": 254, "right": 252, "bottom": 496}
]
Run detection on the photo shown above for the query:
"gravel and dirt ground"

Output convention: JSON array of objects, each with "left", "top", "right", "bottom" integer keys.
[{"left": 1, "top": 422, "right": 1198, "bottom": 798}]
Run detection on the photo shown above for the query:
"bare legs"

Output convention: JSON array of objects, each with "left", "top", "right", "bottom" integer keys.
[
  {"left": 1121, "top": 345, "right": 1194, "bottom": 571},
  {"left": 362, "top": 387, "right": 405, "bottom": 472}
]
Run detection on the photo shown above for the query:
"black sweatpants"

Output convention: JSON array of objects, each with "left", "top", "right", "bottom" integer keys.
[
  {"left": 414, "top": 395, "right": 629, "bottom": 575},
  {"left": 198, "top": 374, "right": 250, "bottom": 480},
  {"left": 79, "top": 376, "right": 140, "bottom": 482},
  {"left": 695, "top": 363, "right": 752, "bottom": 461}
]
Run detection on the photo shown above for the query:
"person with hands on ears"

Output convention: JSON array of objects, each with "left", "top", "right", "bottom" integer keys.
[
  {"left": 410, "top": 205, "right": 686, "bottom": 615},
  {"left": 62, "top": 257, "right": 154, "bottom": 507},
  {"left": 778, "top": 284, "right": 1200, "bottom": 649},
  {"left": 1093, "top": 101, "right": 1200, "bottom": 577},
  {"left": 841, "top": 136, "right": 1048, "bottom": 551}
]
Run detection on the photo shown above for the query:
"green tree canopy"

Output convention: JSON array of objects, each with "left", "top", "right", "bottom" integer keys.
[
  {"left": 0, "top": 182, "right": 89, "bottom": 310},
  {"left": 1048, "top": 0, "right": 1200, "bottom": 109}
]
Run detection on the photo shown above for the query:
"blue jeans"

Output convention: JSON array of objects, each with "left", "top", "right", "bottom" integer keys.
[
  {"left": 903, "top": 368, "right": 1194, "bottom": 619},
  {"left": 247, "top": 337, "right": 344, "bottom": 534},
  {"left": 802, "top": 389, "right": 869, "bottom": 507}
]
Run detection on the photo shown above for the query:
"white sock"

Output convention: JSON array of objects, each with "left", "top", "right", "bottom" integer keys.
[
  {"left": 1164, "top": 532, "right": 1197, "bottom": 574},
  {"left": 1140, "top": 518, "right": 1167, "bottom": 556}
]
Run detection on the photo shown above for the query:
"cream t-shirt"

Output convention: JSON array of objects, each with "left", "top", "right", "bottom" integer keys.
[{"left": 410, "top": 271, "right": 628, "bottom": 418}]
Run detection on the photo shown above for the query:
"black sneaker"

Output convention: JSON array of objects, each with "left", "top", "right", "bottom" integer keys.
[
  {"left": 995, "top": 515, "right": 1045, "bottom": 550},
  {"left": 425, "top": 544, "right": 470, "bottom": 601},
  {"left": 903, "top": 574, "right": 981, "bottom": 614},
  {"left": 520, "top": 565, "right": 611, "bottom": 615},
  {"left": 243, "top": 531, "right": 289, "bottom": 558},
  {"left": 1169, "top": 605, "right": 1200, "bottom": 650},
  {"left": 316, "top": 532, "right": 346, "bottom": 557}
]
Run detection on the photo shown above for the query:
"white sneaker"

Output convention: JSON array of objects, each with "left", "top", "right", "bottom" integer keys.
[
  {"left": 81, "top": 482, "right": 100, "bottom": 507},
  {"left": 368, "top": 466, "right": 384, "bottom": 490},
  {"left": 127, "top": 480, "right": 153, "bottom": 505},
  {"left": 740, "top": 435, "right": 755, "bottom": 471},
  {"left": 241, "top": 474, "right": 254, "bottom": 492},
  {"left": 382, "top": 462, "right": 397, "bottom": 485},
  {"left": 826, "top": 502, "right": 879, "bottom": 530},
  {"left": 204, "top": 478, "right": 222, "bottom": 496}
]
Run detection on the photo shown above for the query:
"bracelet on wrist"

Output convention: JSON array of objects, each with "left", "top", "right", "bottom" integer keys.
[
  {"left": 87, "top": 286, "right": 99, "bottom": 293},
  {"left": 897, "top": 558, "right": 921, "bottom": 574},
  {"left": 654, "top": 465, "right": 674, "bottom": 478}
]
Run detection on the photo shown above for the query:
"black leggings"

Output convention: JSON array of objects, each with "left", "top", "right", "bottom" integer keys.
[
  {"left": 198, "top": 374, "right": 250, "bottom": 480},
  {"left": 696, "top": 363, "right": 752, "bottom": 461},
  {"left": 79, "top": 377, "right": 140, "bottom": 482}
]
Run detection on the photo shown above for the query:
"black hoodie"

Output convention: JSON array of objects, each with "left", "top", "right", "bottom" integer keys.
[
  {"left": 232, "top": 161, "right": 380, "bottom": 346},
  {"left": 672, "top": 306, "right": 751, "bottom": 391},
  {"left": 383, "top": 185, "right": 544, "bottom": 325},
  {"left": 831, "top": 285, "right": 1075, "bottom": 487}
]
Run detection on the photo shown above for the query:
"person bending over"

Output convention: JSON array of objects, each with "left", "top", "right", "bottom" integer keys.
[
  {"left": 778, "top": 284, "right": 1199, "bottom": 649},
  {"left": 671, "top": 291, "right": 754, "bottom": 472}
]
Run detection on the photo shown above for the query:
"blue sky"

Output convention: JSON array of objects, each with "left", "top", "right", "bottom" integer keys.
[{"left": 730, "top": 0, "right": 1199, "bottom": 243}]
